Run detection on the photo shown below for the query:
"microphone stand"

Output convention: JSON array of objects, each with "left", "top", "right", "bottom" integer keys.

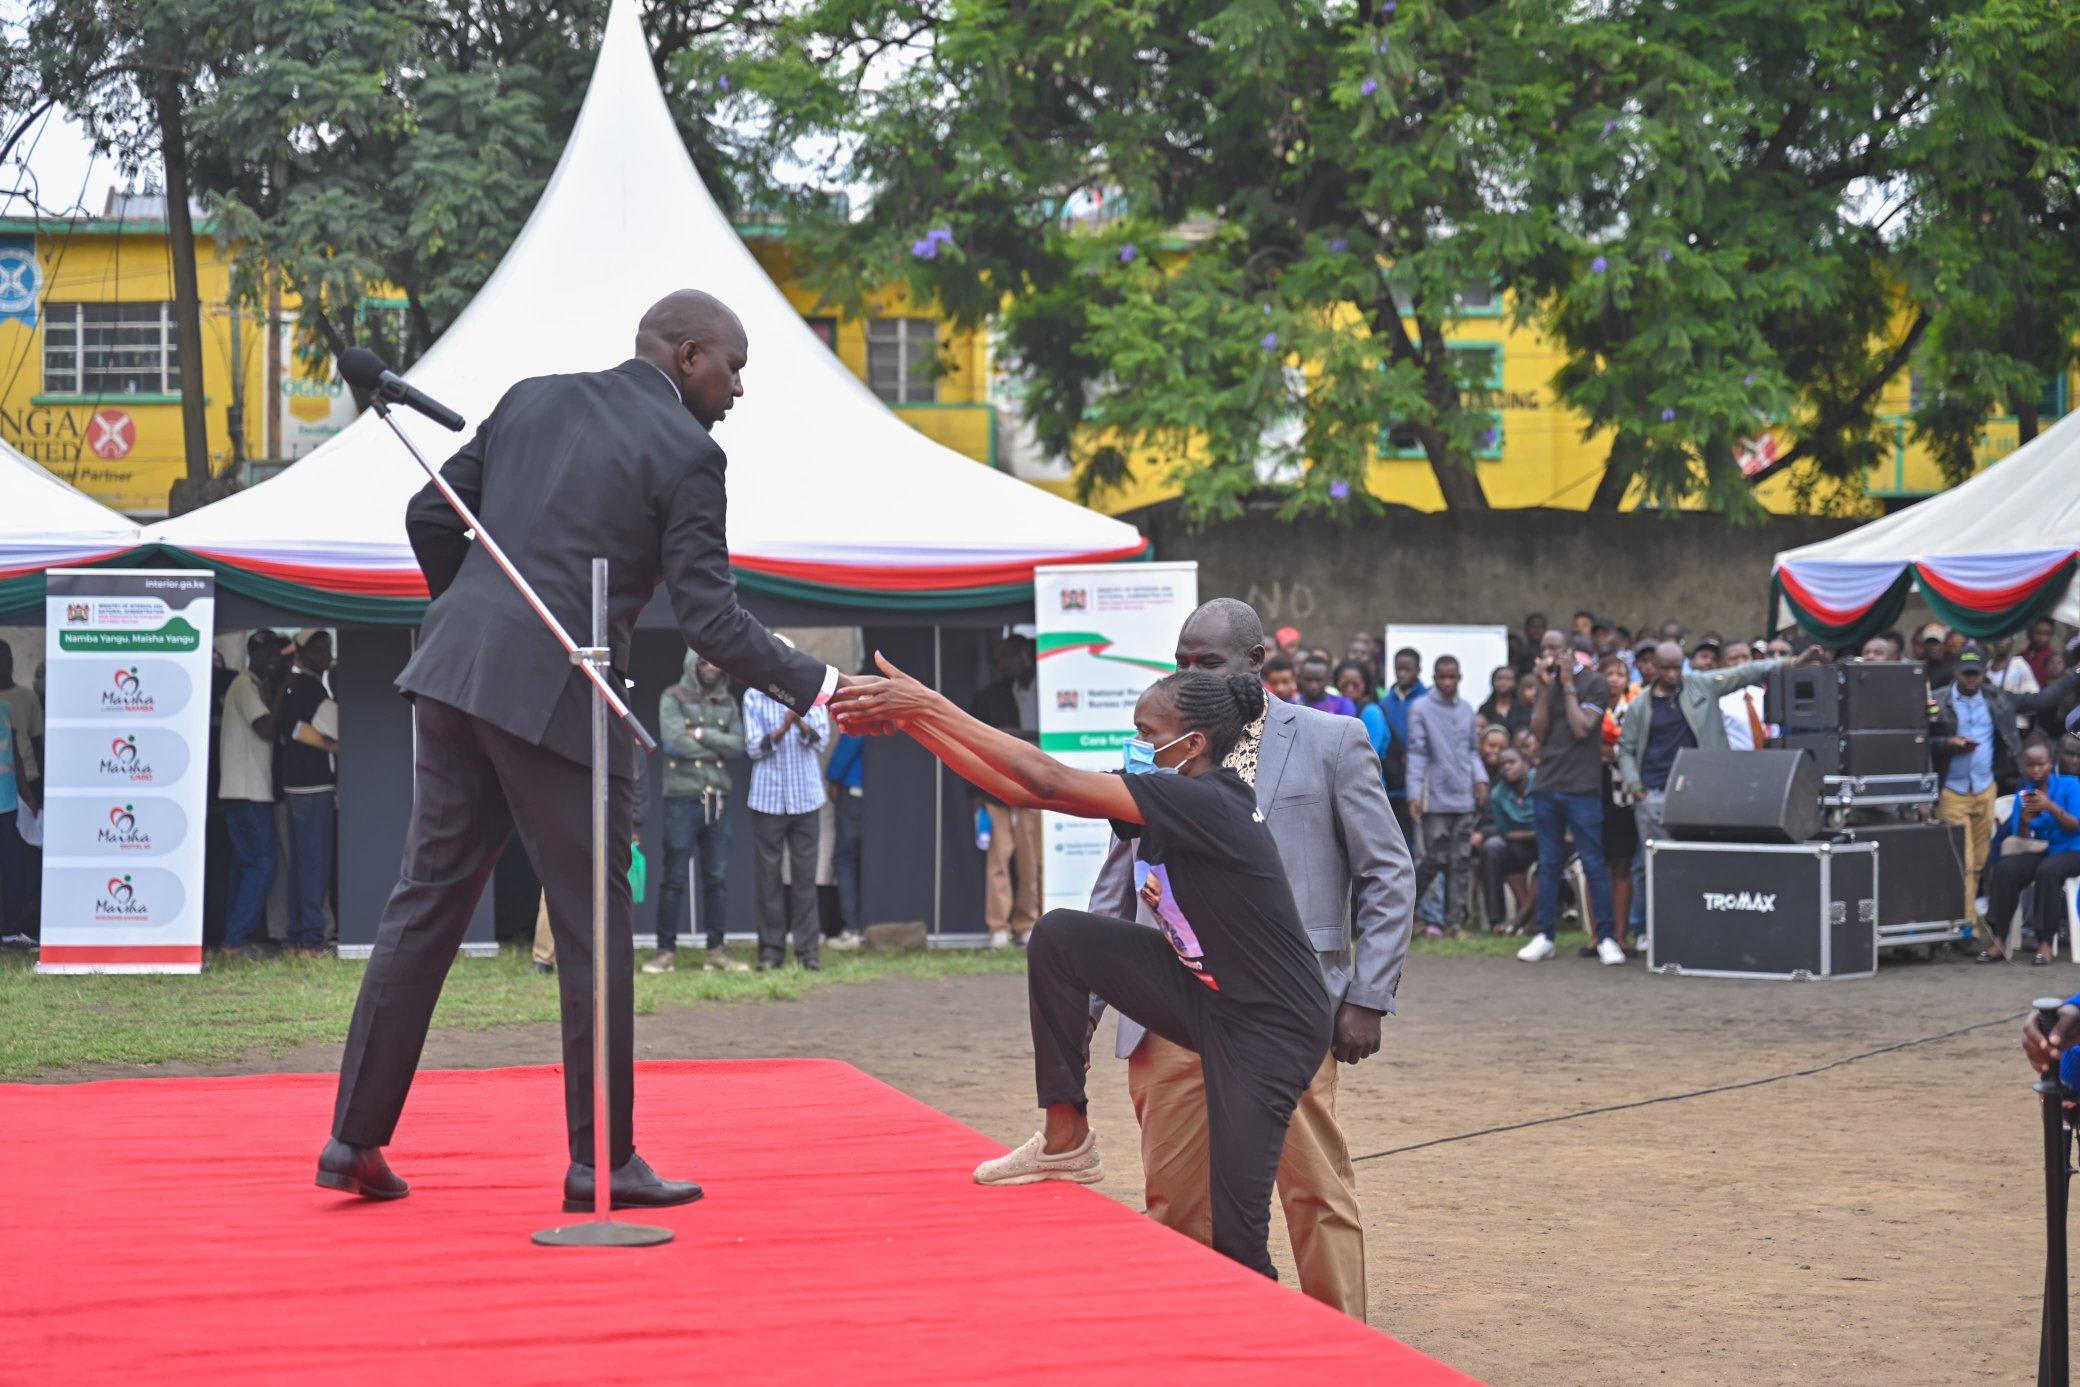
[
  {"left": 2037, "top": 997, "right": 2070, "bottom": 1387},
  {"left": 366, "top": 399, "right": 669, "bottom": 1248}
]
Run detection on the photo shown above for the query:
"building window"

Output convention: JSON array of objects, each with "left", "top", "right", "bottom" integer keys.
[
  {"left": 806, "top": 317, "right": 837, "bottom": 351},
  {"left": 1387, "top": 278, "right": 1502, "bottom": 317},
  {"left": 43, "top": 302, "right": 180, "bottom": 396},
  {"left": 866, "top": 317, "right": 937, "bottom": 403},
  {"left": 1383, "top": 344, "right": 1504, "bottom": 459}
]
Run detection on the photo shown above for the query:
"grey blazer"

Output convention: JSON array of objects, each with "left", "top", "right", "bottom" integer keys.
[
  {"left": 398, "top": 359, "right": 828, "bottom": 780},
  {"left": 1089, "top": 698, "right": 1415, "bottom": 1059}
]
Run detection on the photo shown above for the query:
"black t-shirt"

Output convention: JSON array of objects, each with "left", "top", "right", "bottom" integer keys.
[
  {"left": 277, "top": 670, "right": 335, "bottom": 791},
  {"left": 1478, "top": 694, "right": 1532, "bottom": 737},
  {"left": 1109, "top": 769, "right": 1329, "bottom": 1035},
  {"left": 1530, "top": 664, "right": 1611, "bottom": 797}
]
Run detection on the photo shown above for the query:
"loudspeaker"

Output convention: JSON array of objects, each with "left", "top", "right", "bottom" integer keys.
[
  {"left": 1765, "top": 661, "right": 1930, "bottom": 733},
  {"left": 1829, "top": 820, "right": 1967, "bottom": 930},
  {"left": 1768, "top": 665, "right": 1838, "bottom": 731},
  {"left": 1839, "top": 662, "right": 1929, "bottom": 731},
  {"left": 1661, "top": 748, "right": 1823, "bottom": 844},
  {"left": 1777, "top": 729, "right": 1930, "bottom": 778}
]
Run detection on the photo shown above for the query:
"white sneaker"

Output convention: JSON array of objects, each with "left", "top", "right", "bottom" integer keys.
[
  {"left": 828, "top": 930, "right": 863, "bottom": 952},
  {"left": 989, "top": 930, "right": 1012, "bottom": 950},
  {"left": 1596, "top": 936, "right": 1628, "bottom": 967},
  {"left": 1516, "top": 934, "right": 1557, "bottom": 962},
  {"left": 973, "top": 1130, "right": 1104, "bottom": 1186},
  {"left": 640, "top": 951, "right": 676, "bottom": 975}
]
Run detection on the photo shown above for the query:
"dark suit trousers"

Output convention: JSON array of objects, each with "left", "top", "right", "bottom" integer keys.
[{"left": 332, "top": 697, "right": 637, "bottom": 1166}]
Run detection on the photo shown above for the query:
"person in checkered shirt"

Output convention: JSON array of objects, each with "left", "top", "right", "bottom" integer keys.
[{"left": 743, "top": 686, "right": 831, "bottom": 970}]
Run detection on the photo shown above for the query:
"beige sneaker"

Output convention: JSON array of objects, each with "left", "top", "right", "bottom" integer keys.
[
  {"left": 973, "top": 1130, "right": 1104, "bottom": 1186},
  {"left": 641, "top": 951, "right": 676, "bottom": 975},
  {"left": 705, "top": 947, "right": 751, "bottom": 974},
  {"left": 988, "top": 930, "right": 1012, "bottom": 950},
  {"left": 827, "top": 930, "right": 863, "bottom": 952}
]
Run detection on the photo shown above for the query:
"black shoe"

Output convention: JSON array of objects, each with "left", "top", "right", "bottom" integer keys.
[
  {"left": 561, "top": 1152, "right": 703, "bottom": 1213},
  {"left": 2035, "top": 953, "right": 2056, "bottom": 967},
  {"left": 1975, "top": 949, "right": 2009, "bottom": 964},
  {"left": 532, "top": 960, "right": 555, "bottom": 975},
  {"left": 315, "top": 1139, "right": 410, "bottom": 1201}
]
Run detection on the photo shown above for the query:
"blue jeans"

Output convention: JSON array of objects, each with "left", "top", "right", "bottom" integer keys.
[
  {"left": 655, "top": 797, "right": 733, "bottom": 952},
  {"left": 221, "top": 799, "right": 279, "bottom": 948},
  {"left": 1532, "top": 790, "right": 1615, "bottom": 941},
  {"left": 832, "top": 789, "right": 863, "bottom": 933},
  {"left": 285, "top": 791, "right": 336, "bottom": 948}
]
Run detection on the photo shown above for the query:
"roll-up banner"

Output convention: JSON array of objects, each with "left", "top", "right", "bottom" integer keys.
[
  {"left": 38, "top": 570, "right": 216, "bottom": 974},
  {"left": 1033, "top": 562, "right": 1197, "bottom": 917}
]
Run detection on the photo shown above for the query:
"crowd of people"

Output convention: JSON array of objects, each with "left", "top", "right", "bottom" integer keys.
[{"left": 1259, "top": 611, "right": 2080, "bottom": 966}]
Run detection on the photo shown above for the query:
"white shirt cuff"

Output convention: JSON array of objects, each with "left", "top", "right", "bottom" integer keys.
[{"left": 811, "top": 664, "right": 841, "bottom": 708}]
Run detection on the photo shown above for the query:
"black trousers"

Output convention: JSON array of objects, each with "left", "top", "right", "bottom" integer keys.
[
  {"left": 751, "top": 808, "right": 820, "bottom": 965},
  {"left": 1987, "top": 850, "right": 2080, "bottom": 947},
  {"left": 1481, "top": 836, "right": 1537, "bottom": 924},
  {"left": 1026, "top": 908, "right": 1326, "bottom": 1279},
  {"left": 332, "top": 697, "right": 637, "bottom": 1167}
]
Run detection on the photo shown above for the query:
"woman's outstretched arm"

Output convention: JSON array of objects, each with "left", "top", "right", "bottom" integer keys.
[{"left": 839, "top": 653, "right": 1142, "bottom": 824}]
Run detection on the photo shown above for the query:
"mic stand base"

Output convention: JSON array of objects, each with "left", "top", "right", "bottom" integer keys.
[{"left": 532, "top": 1221, "right": 673, "bottom": 1249}]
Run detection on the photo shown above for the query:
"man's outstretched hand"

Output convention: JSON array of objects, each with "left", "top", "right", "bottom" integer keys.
[
  {"left": 832, "top": 671, "right": 894, "bottom": 736},
  {"left": 1332, "top": 1003, "right": 1383, "bottom": 1065}
]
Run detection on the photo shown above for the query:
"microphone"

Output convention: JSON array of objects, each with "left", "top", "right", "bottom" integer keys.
[{"left": 337, "top": 348, "right": 466, "bottom": 432}]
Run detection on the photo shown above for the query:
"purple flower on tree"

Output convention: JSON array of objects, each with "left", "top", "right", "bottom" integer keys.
[
  {"left": 1260, "top": 332, "right": 1279, "bottom": 351},
  {"left": 1379, "top": 0, "right": 1395, "bottom": 13},
  {"left": 1326, "top": 236, "right": 1349, "bottom": 253},
  {"left": 1360, "top": 78, "right": 1378, "bottom": 96},
  {"left": 1481, "top": 427, "right": 1499, "bottom": 449},
  {"left": 911, "top": 239, "right": 938, "bottom": 260},
  {"left": 1660, "top": 407, "right": 1677, "bottom": 422},
  {"left": 928, "top": 226, "right": 953, "bottom": 246},
  {"left": 719, "top": 74, "right": 731, "bottom": 92},
  {"left": 1602, "top": 118, "right": 1618, "bottom": 136},
  {"left": 1329, "top": 480, "right": 1352, "bottom": 500},
  {"left": 1660, "top": 248, "right": 1673, "bottom": 263},
  {"left": 1590, "top": 255, "right": 1608, "bottom": 273},
  {"left": 1118, "top": 243, "right": 1138, "bottom": 264}
]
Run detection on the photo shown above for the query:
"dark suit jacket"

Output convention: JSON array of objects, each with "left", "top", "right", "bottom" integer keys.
[{"left": 397, "top": 359, "right": 827, "bottom": 779}]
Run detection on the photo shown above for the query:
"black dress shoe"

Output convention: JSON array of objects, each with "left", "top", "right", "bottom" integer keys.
[
  {"left": 562, "top": 1152, "right": 703, "bottom": 1213},
  {"left": 315, "top": 1138, "right": 410, "bottom": 1201}
]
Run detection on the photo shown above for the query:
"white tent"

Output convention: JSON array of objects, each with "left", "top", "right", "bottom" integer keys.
[
  {"left": 1773, "top": 407, "right": 2080, "bottom": 635},
  {"left": 142, "top": 0, "right": 1142, "bottom": 607},
  {"left": 1, "top": 438, "right": 141, "bottom": 580}
]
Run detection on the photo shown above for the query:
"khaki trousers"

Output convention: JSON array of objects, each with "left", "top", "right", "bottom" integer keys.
[
  {"left": 983, "top": 801, "right": 1043, "bottom": 936},
  {"left": 532, "top": 894, "right": 555, "bottom": 966},
  {"left": 1937, "top": 784, "right": 1997, "bottom": 924},
  {"left": 1127, "top": 1032, "right": 1367, "bottom": 1318}
]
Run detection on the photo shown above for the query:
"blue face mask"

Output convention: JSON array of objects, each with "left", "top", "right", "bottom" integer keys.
[{"left": 1123, "top": 733, "right": 1192, "bottom": 775}]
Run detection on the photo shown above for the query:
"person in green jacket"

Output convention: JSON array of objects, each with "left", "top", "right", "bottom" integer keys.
[{"left": 644, "top": 652, "right": 750, "bottom": 974}]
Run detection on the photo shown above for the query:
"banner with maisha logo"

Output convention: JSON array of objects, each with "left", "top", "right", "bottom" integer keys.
[
  {"left": 39, "top": 570, "right": 215, "bottom": 973},
  {"left": 1033, "top": 561, "right": 1196, "bottom": 917}
]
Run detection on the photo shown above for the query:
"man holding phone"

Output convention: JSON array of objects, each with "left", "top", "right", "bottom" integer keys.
[{"left": 1932, "top": 645, "right": 2080, "bottom": 930}]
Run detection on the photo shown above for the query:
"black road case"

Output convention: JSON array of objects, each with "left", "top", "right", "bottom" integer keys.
[
  {"left": 1829, "top": 820, "right": 1967, "bottom": 947},
  {"left": 1646, "top": 839, "right": 1878, "bottom": 980}
]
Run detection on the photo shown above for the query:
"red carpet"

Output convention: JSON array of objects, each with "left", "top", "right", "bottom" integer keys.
[{"left": 2, "top": 1061, "right": 1477, "bottom": 1384}]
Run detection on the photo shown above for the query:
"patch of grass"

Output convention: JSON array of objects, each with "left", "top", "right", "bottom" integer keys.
[
  {"left": 1409, "top": 927, "right": 1598, "bottom": 958},
  {"left": 0, "top": 945, "right": 1028, "bottom": 1082}
]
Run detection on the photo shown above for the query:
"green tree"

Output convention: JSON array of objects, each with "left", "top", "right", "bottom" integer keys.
[
  {"left": 742, "top": 0, "right": 1665, "bottom": 516},
  {"left": 11, "top": 0, "right": 237, "bottom": 493}
]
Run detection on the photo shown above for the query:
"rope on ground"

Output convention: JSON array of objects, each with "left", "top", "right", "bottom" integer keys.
[{"left": 1350, "top": 1009, "right": 2027, "bottom": 1164}]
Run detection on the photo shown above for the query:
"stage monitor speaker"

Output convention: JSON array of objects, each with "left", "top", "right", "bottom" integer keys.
[
  {"left": 1767, "top": 665, "right": 1838, "bottom": 731},
  {"left": 1777, "top": 729, "right": 1931, "bottom": 778},
  {"left": 1661, "top": 748, "right": 1823, "bottom": 844}
]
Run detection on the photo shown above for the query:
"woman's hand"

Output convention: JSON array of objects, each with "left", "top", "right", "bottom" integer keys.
[{"left": 832, "top": 651, "right": 942, "bottom": 733}]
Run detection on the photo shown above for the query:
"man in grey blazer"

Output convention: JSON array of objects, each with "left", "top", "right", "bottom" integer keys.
[
  {"left": 319, "top": 290, "right": 844, "bottom": 1212},
  {"left": 1089, "top": 598, "right": 1414, "bottom": 1318}
]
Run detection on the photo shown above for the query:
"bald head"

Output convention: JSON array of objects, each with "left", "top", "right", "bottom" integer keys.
[
  {"left": 636, "top": 290, "right": 748, "bottom": 428},
  {"left": 1175, "top": 598, "right": 1269, "bottom": 678}
]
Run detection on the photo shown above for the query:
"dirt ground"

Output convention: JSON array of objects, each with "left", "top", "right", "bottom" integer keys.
[{"left": 50, "top": 948, "right": 2067, "bottom": 1385}]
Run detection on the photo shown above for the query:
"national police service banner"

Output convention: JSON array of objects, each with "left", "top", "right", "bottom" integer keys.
[
  {"left": 38, "top": 570, "right": 216, "bottom": 974},
  {"left": 1033, "top": 561, "right": 1197, "bottom": 917}
]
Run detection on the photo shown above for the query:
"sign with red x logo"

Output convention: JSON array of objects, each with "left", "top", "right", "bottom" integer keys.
[{"left": 87, "top": 408, "right": 136, "bottom": 460}]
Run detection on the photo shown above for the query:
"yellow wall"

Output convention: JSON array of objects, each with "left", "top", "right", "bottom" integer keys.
[
  {"left": 1026, "top": 294, "right": 2058, "bottom": 517},
  {"left": 0, "top": 220, "right": 266, "bottom": 517}
]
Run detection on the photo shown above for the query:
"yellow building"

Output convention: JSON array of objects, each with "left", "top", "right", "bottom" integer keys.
[{"left": 0, "top": 207, "right": 2057, "bottom": 521}]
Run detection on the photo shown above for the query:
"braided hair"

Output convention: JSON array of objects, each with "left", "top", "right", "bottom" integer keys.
[{"left": 1154, "top": 669, "right": 1268, "bottom": 763}]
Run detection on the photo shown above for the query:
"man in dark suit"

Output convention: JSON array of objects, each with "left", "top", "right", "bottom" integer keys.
[{"left": 317, "top": 290, "right": 841, "bottom": 1211}]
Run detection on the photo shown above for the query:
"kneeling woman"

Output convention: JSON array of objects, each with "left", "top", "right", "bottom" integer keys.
[{"left": 843, "top": 656, "right": 1329, "bottom": 1278}]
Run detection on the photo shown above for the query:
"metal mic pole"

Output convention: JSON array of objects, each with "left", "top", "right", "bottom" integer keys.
[
  {"left": 2037, "top": 997, "right": 2070, "bottom": 1387},
  {"left": 368, "top": 400, "right": 657, "bottom": 755},
  {"left": 533, "top": 560, "right": 671, "bottom": 1249}
]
